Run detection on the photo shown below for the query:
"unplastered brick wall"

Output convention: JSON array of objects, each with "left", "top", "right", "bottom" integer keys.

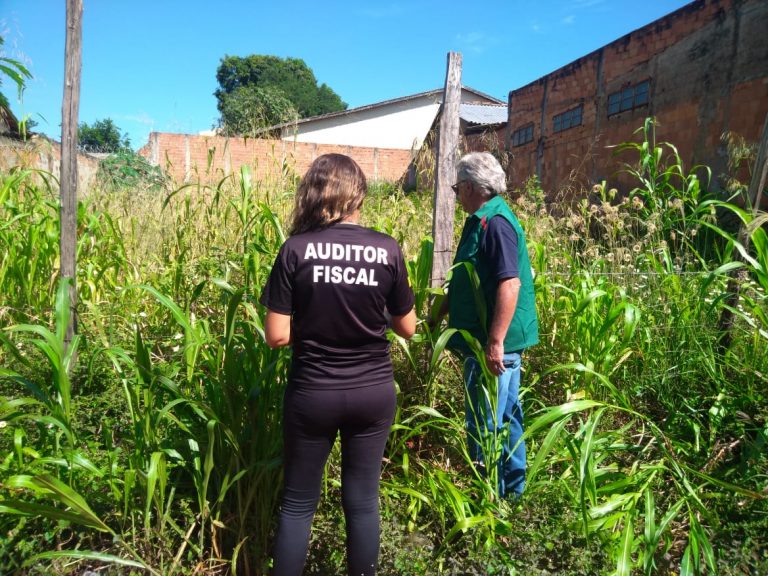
[
  {"left": 138, "top": 133, "right": 414, "bottom": 185},
  {"left": 506, "top": 0, "right": 768, "bottom": 204}
]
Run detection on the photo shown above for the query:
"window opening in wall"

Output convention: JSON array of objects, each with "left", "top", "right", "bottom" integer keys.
[
  {"left": 553, "top": 105, "right": 583, "bottom": 134},
  {"left": 634, "top": 81, "right": 649, "bottom": 105},
  {"left": 511, "top": 123, "right": 534, "bottom": 147},
  {"left": 607, "top": 80, "right": 650, "bottom": 116}
]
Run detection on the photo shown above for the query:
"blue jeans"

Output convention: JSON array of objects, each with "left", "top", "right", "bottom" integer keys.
[{"left": 464, "top": 352, "right": 526, "bottom": 498}]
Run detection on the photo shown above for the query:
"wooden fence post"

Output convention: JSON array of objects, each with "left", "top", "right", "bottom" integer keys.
[
  {"left": 431, "top": 52, "right": 462, "bottom": 287},
  {"left": 61, "top": 0, "right": 83, "bottom": 352},
  {"left": 717, "top": 113, "right": 768, "bottom": 352},
  {"left": 748, "top": 113, "right": 768, "bottom": 214}
]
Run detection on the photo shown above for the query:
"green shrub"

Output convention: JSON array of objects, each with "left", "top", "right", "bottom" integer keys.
[{"left": 97, "top": 150, "right": 167, "bottom": 191}]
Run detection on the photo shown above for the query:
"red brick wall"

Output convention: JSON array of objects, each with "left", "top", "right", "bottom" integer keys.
[
  {"left": 506, "top": 0, "right": 768, "bottom": 205},
  {"left": 138, "top": 133, "right": 413, "bottom": 184}
]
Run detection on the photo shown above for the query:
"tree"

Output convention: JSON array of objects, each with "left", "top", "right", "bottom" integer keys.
[
  {"left": 214, "top": 55, "right": 347, "bottom": 135},
  {"left": 218, "top": 85, "right": 298, "bottom": 137},
  {"left": 78, "top": 118, "right": 131, "bottom": 152}
]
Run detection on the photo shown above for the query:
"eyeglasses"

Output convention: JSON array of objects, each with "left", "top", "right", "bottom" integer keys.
[{"left": 451, "top": 181, "right": 463, "bottom": 194}]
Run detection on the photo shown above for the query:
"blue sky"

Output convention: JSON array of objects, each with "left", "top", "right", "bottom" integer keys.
[{"left": 3, "top": 0, "right": 691, "bottom": 150}]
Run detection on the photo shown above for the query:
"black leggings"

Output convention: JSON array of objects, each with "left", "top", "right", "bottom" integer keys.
[{"left": 270, "top": 381, "right": 396, "bottom": 576}]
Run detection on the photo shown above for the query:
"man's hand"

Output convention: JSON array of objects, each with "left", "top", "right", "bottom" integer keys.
[
  {"left": 485, "top": 277, "right": 520, "bottom": 375},
  {"left": 485, "top": 340, "right": 506, "bottom": 376}
]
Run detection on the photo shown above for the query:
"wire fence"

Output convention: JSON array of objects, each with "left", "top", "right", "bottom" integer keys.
[
  {"left": 542, "top": 270, "right": 728, "bottom": 277},
  {"left": 77, "top": 144, "right": 126, "bottom": 155}
]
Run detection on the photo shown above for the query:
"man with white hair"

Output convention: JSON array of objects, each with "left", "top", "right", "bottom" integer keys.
[{"left": 435, "top": 151, "right": 539, "bottom": 499}]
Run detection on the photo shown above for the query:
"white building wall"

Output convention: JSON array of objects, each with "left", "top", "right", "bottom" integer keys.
[
  {"left": 281, "top": 90, "right": 501, "bottom": 151},
  {"left": 282, "top": 100, "right": 439, "bottom": 150}
]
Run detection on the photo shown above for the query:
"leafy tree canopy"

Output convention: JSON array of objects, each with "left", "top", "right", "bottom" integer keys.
[
  {"left": 214, "top": 55, "right": 347, "bottom": 135},
  {"left": 217, "top": 85, "right": 298, "bottom": 137},
  {"left": 78, "top": 118, "right": 131, "bottom": 153}
]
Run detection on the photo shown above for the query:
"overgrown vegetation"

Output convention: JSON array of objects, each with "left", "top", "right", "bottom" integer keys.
[
  {"left": 0, "top": 119, "right": 766, "bottom": 575},
  {"left": 97, "top": 150, "right": 167, "bottom": 191}
]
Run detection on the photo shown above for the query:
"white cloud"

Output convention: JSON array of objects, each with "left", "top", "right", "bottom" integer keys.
[{"left": 562, "top": 15, "right": 576, "bottom": 25}]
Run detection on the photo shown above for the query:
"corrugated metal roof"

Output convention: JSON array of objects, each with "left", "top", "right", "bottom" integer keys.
[
  {"left": 459, "top": 103, "right": 507, "bottom": 126},
  {"left": 267, "top": 87, "right": 505, "bottom": 132}
]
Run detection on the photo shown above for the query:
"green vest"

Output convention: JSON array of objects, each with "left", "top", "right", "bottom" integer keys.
[{"left": 447, "top": 195, "right": 539, "bottom": 355}]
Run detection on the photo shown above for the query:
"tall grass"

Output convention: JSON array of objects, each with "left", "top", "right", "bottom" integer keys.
[{"left": 0, "top": 124, "right": 766, "bottom": 574}]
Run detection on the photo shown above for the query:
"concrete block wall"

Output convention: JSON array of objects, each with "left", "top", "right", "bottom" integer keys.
[
  {"left": 507, "top": 0, "right": 768, "bottom": 204},
  {"left": 139, "top": 133, "right": 414, "bottom": 185}
]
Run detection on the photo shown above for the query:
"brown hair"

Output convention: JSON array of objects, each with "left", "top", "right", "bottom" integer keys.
[{"left": 290, "top": 153, "right": 367, "bottom": 235}]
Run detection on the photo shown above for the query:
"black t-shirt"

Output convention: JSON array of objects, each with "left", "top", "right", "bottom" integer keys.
[{"left": 260, "top": 223, "right": 414, "bottom": 389}]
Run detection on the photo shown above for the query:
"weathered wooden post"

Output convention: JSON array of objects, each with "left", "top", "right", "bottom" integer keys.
[
  {"left": 431, "top": 52, "right": 462, "bottom": 287},
  {"left": 748, "top": 114, "right": 768, "bottom": 214},
  {"left": 61, "top": 0, "right": 83, "bottom": 351},
  {"left": 717, "top": 113, "right": 768, "bottom": 352}
]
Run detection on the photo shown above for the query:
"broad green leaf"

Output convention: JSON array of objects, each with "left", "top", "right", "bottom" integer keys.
[
  {"left": 31, "top": 474, "right": 112, "bottom": 533},
  {"left": 615, "top": 512, "right": 635, "bottom": 576},
  {"left": 24, "top": 550, "right": 149, "bottom": 570},
  {"left": 524, "top": 399, "right": 603, "bottom": 439},
  {"left": 0, "top": 500, "right": 106, "bottom": 529}
]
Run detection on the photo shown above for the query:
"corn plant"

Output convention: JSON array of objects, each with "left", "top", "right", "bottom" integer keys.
[
  {"left": 0, "top": 169, "right": 60, "bottom": 319},
  {"left": 615, "top": 117, "right": 713, "bottom": 252},
  {"left": 0, "top": 279, "right": 158, "bottom": 572},
  {"left": 2, "top": 279, "right": 80, "bottom": 454},
  {"left": 545, "top": 272, "right": 639, "bottom": 404}
]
